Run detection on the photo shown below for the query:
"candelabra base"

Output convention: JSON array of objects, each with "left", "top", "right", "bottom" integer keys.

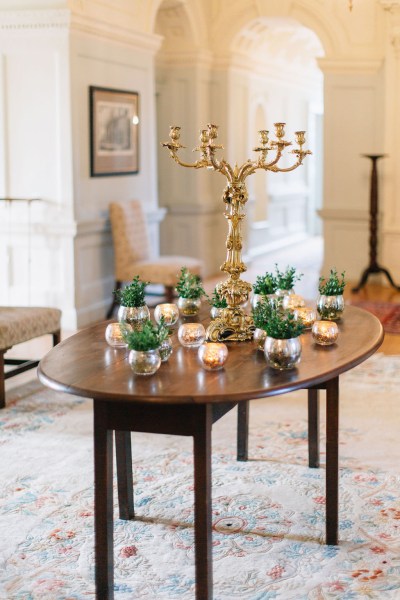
[{"left": 206, "top": 307, "right": 255, "bottom": 342}]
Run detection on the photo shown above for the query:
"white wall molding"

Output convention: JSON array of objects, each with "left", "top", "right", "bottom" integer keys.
[
  {"left": 318, "top": 208, "right": 370, "bottom": 222},
  {"left": 70, "top": 13, "right": 163, "bottom": 54},
  {"left": 0, "top": 9, "right": 70, "bottom": 31},
  {"left": 318, "top": 58, "right": 383, "bottom": 74}
]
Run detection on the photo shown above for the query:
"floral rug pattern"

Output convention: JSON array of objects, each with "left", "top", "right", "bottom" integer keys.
[{"left": 1, "top": 356, "right": 400, "bottom": 599}]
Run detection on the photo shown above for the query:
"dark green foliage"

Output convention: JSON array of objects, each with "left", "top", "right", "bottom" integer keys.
[
  {"left": 175, "top": 267, "right": 206, "bottom": 299},
  {"left": 263, "top": 309, "right": 305, "bottom": 339},
  {"left": 122, "top": 319, "right": 168, "bottom": 351},
  {"left": 253, "top": 272, "right": 277, "bottom": 295},
  {"left": 275, "top": 264, "right": 303, "bottom": 291},
  {"left": 252, "top": 297, "right": 274, "bottom": 329},
  {"left": 114, "top": 276, "right": 147, "bottom": 307},
  {"left": 318, "top": 269, "right": 346, "bottom": 295},
  {"left": 209, "top": 288, "right": 228, "bottom": 308}
]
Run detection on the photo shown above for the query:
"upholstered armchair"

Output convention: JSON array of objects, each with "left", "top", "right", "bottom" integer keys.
[{"left": 106, "top": 201, "right": 203, "bottom": 318}]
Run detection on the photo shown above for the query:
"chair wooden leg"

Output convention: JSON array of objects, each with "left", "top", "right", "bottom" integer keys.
[
  {"left": 52, "top": 330, "right": 61, "bottom": 347},
  {"left": 165, "top": 285, "right": 174, "bottom": 303},
  {"left": 106, "top": 281, "right": 122, "bottom": 319},
  {"left": 0, "top": 351, "right": 5, "bottom": 409}
]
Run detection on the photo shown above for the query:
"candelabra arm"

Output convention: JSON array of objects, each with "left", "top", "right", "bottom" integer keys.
[
  {"left": 269, "top": 158, "right": 305, "bottom": 173},
  {"left": 162, "top": 145, "right": 208, "bottom": 170},
  {"left": 207, "top": 148, "right": 233, "bottom": 181}
]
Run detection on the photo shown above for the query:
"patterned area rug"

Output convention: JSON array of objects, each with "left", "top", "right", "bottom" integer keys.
[
  {"left": 348, "top": 300, "right": 400, "bottom": 334},
  {"left": 1, "top": 354, "right": 400, "bottom": 599}
]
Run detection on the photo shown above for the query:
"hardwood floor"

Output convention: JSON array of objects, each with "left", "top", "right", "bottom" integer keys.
[
  {"left": 345, "top": 281, "right": 400, "bottom": 355},
  {"left": 4, "top": 236, "right": 400, "bottom": 396}
]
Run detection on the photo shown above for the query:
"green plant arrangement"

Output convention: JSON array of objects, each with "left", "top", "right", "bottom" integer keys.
[
  {"left": 274, "top": 264, "right": 303, "bottom": 291},
  {"left": 253, "top": 272, "right": 277, "bottom": 295},
  {"left": 263, "top": 309, "right": 305, "bottom": 339},
  {"left": 176, "top": 267, "right": 206, "bottom": 299},
  {"left": 209, "top": 288, "right": 228, "bottom": 308},
  {"left": 318, "top": 269, "right": 346, "bottom": 295},
  {"left": 252, "top": 296, "right": 274, "bottom": 330},
  {"left": 122, "top": 319, "right": 168, "bottom": 352},
  {"left": 114, "top": 275, "right": 148, "bottom": 307}
]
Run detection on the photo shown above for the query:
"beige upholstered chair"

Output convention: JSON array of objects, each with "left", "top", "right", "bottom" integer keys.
[{"left": 107, "top": 201, "right": 203, "bottom": 317}]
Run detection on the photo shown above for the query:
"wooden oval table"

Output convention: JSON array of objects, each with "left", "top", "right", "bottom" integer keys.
[{"left": 38, "top": 305, "right": 383, "bottom": 600}]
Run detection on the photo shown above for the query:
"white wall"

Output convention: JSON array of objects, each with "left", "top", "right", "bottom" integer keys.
[{"left": 0, "top": 7, "right": 163, "bottom": 329}]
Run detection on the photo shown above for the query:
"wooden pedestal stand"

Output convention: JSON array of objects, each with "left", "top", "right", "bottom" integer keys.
[{"left": 352, "top": 154, "right": 400, "bottom": 292}]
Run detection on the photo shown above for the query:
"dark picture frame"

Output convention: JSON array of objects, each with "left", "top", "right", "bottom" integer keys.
[{"left": 89, "top": 86, "right": 139, "bottom": 177}]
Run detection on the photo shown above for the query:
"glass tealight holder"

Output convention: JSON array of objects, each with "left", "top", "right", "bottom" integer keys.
[
  {"left": 154, "top": 303, "right": 179, "bottom": 327},
  {"left": 311, "top": 320, "right": 339, "bottom": 346},
  {"left": 198, "top": 342, "right": 228, "bottom": 371},
  {"left": 105, "top": 322, "right": 129, "bottom": 348},
  {"left": 282, "top": 294, "right": 305, "bottom": 312},
  {"left": 293, "top": 307, "right": 317, "bottom": 329},
  {"left": 178, "top": 323, "right": 206, "bottom": 347}
]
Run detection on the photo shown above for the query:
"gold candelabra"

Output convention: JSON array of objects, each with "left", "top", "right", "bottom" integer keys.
[{"left": 162, "top": 123, "right": 311, "bottom": 342}]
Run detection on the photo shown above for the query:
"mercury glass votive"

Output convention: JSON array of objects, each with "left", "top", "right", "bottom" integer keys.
[
  {"left": 178, "top": 323, "right": 206, "bottom": 347},
  {"left": 198, "top": 342, "right": 228, "bottom": 371},
  {"left": 293, "top": 307, "right": 317, "bottom": 329},
  {"left": 154, "top": 303, "right": 179, "bottom": 326},
  {"left": 311, "top": 320, "right": 339, "bottom": 346},
  {"left": 282, "top": 293, "right": 305, "bottom": 311},
  {"left": 105, "top": 322, "right": 129, "bottom": 348}
]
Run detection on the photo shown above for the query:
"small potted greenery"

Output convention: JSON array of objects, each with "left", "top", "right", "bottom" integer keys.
[
  {"left": 317, "top": 268, "right": 346, "bottom": 321},
  {"left": 114, "top": 275, "right": 150, "bottom": 329},
  {"left": 251, "top": 296, "right": 274, "bottom": 350},
  {"left": 274, "top": 264, "right": 303, "bottom": 299},
  {"left": 175, "top": 267, "right": 206, "bottom": 316},
  {"left": 263, "top": 309, "right": 305, "bottom": 370},
  {"left": 209, "top": 287, "right": 228, "bottom": 319},
  {"left": 252, "top": 272, "right": 277, "bottom": 309},
  {"left": 123, "top": 319, "right": 169, "bottom": 375}
]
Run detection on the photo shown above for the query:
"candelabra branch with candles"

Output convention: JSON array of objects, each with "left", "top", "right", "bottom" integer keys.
[{"left": 162, "top": 123, "right": 311, "bottom": 342}]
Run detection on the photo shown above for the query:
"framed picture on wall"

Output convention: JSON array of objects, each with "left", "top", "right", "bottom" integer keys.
[{"left": 89, "top": 86, "right": 139, "bottom": 176}]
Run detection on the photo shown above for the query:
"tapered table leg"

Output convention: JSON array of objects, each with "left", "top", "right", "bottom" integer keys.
[
  {"left": 308, "top": 389, "right": 320, "bottom": 468},
  {"left": 237, "top": 401, "right": 249, "bottom": 461},
  {"left": 115, "top": 431, "right": 134, "bottom": 520},
  {"left": 193, "top": 405, "right": 213, "bottom": 600},
  {"left": 325, "top": 377, "right": 339, "bottom": 545},
  {"left": 94, "top": 401, "right": 114, "bottom": 599}
]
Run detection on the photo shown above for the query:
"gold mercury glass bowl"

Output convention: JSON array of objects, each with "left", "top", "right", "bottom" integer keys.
[
  {"left": 293, "top": 307, "right": 317, "bottom": 329},
  {"left": 178, "top": 323, "right": 206, "bottom": 347},
  {"left": 154, "top": 303, "right": 179, "bottom": 326},
  {"left": 198, "top": 342, "right": 228, "bottom": 371},
  {"left": 311, "top": 320, "right": 339, "bottom": 345}
]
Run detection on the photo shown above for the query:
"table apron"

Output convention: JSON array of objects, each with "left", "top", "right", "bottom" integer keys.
[{"left": 97, "top": 399, "right": 238, "bottom": 437}]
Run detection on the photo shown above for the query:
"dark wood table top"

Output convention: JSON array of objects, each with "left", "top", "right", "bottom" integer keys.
[{"left": 38, "top": 305, "right": 383, "bottom": 405}]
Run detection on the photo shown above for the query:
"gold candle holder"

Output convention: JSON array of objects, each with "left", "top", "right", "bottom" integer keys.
[
  {"left": 105, "top": 322, "right": 129, "bottom": 348},
  {"left": 311, "top": 320, "right": 339, "bottom": 345},
  {"left": 178, "top": 323, "right": 206, "bottom": 347},
  {"left": 154, "top": 303, "right": 179, "bottom": 326},
  {"left": 198, "top": 342, "right": 228, "bottom": 371},
  {"left": 293, "top": 307, "right": 317, "bottom": 329},
  {"left": 162, "top": 123, "right": 311, "bottom": 342}
]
